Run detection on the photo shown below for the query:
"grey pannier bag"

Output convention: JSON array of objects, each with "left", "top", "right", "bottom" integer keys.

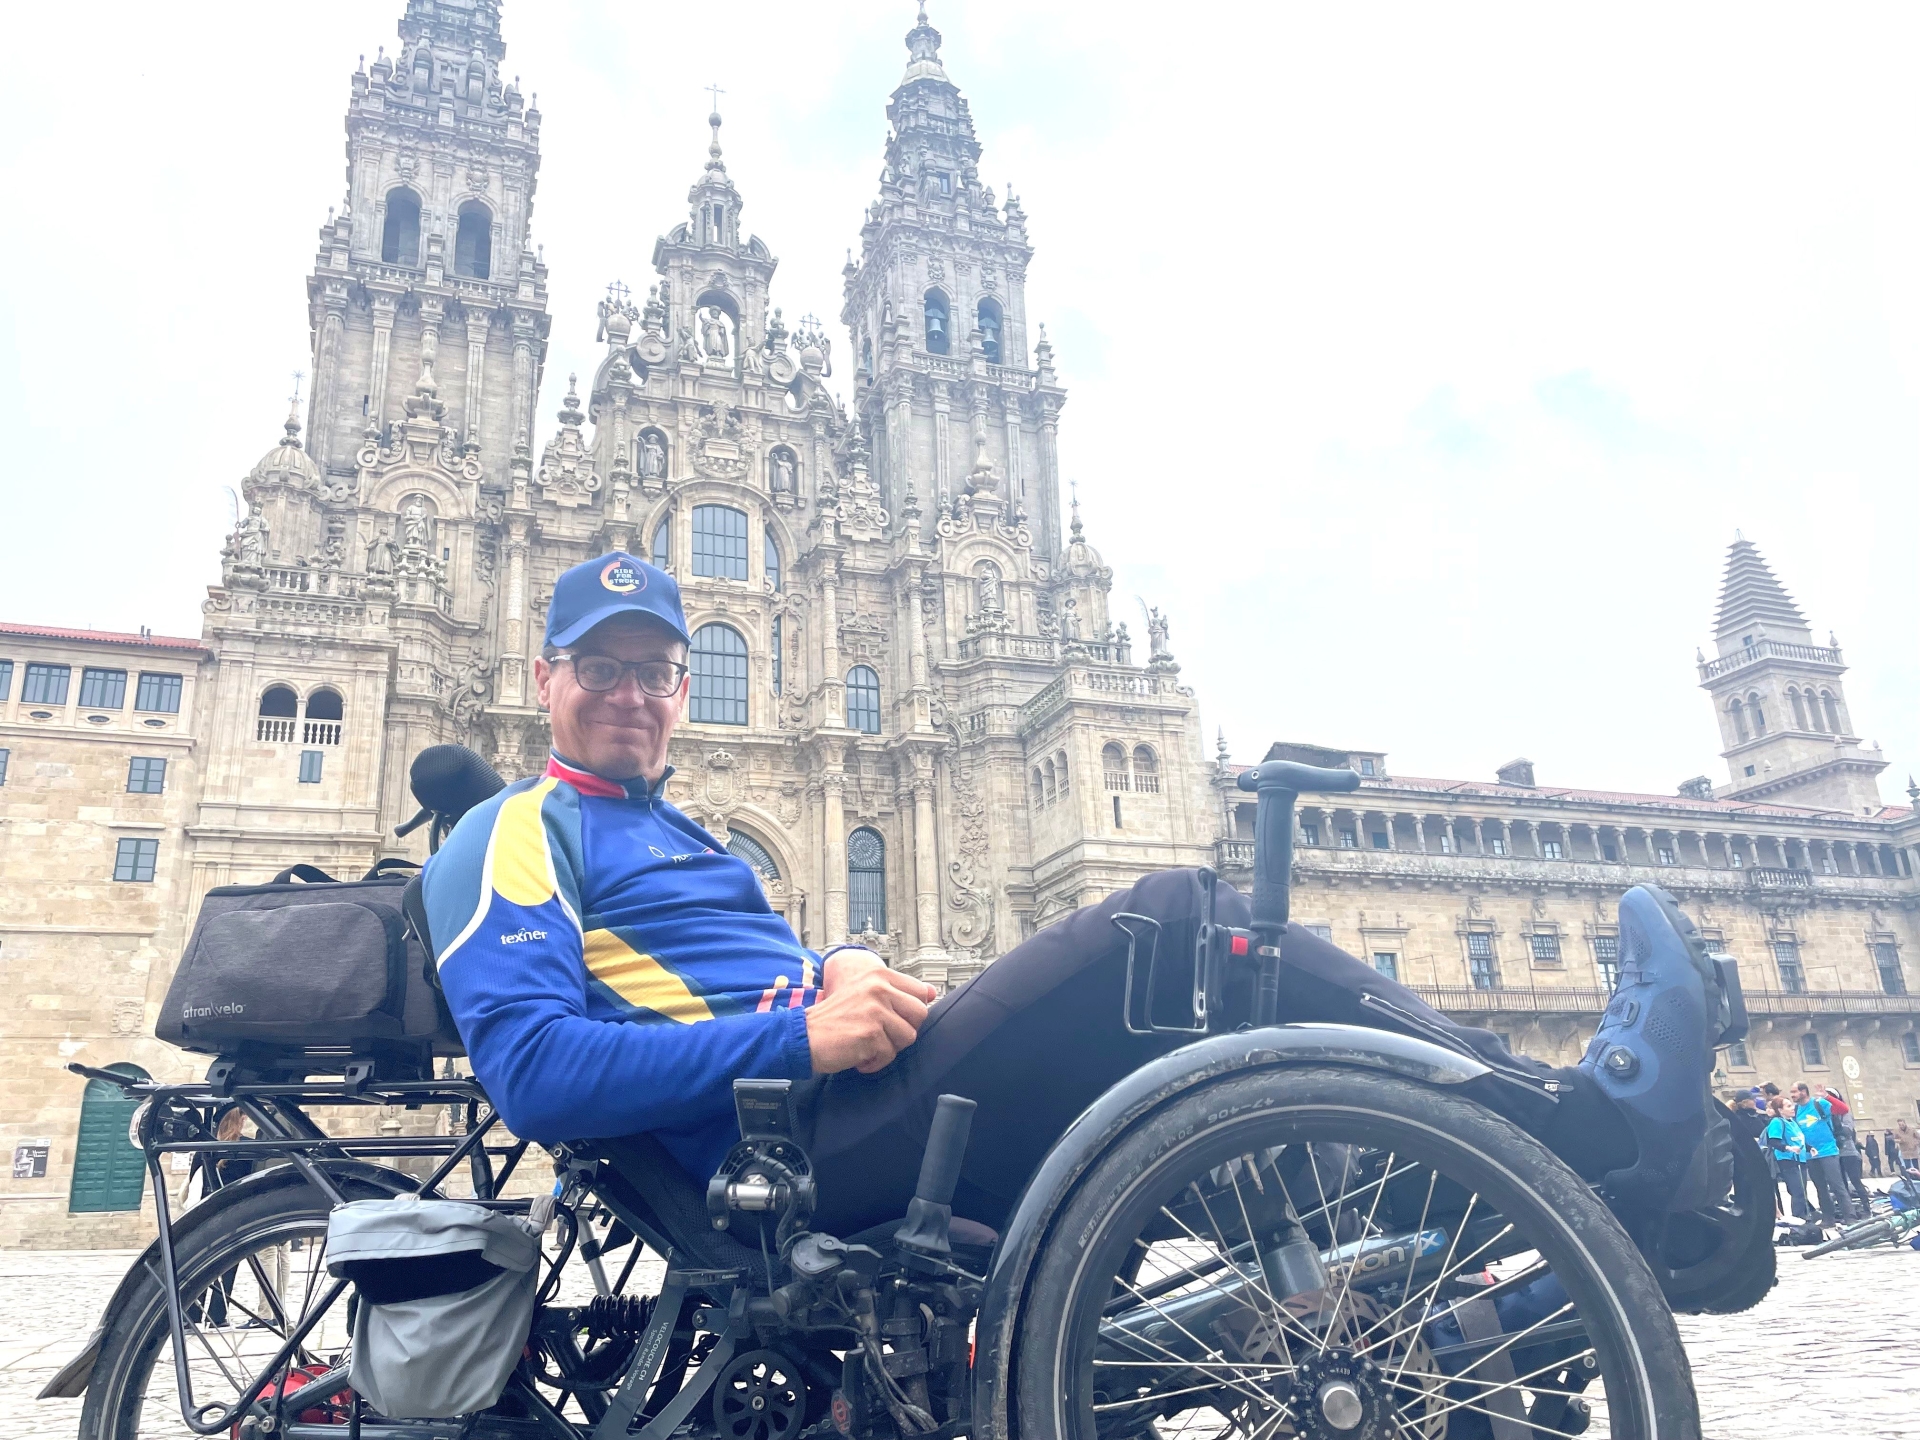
[{"left": 326, "top": 1194, "right": 552, "bottom": 1419}]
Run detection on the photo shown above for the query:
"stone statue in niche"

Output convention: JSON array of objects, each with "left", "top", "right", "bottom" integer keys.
[
  {"left": 401, "top": 499, "right": 430, "bottom": 550},
  {"left": 700, "top": 306, "right": 731, "bottom": 361},
  {"left": 974, "top": 561, "right": 1002, "bottom": 613},
  {"left": 770, "top": 450, "right": 795, "bottom": 494},
  {"left": 639, "top": 431, "right": 666, "bottom": 479},
  {"left": 676, "top": 326, "right": 700, "bottom": 362},
  {"left": 1060, "top": 596, "right": 1082, "bottom": 641}
]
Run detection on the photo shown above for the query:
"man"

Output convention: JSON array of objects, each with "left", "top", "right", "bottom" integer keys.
[
  {"left": 1865, "top": 1127, "right": 1882, "bottom": 1179},
  {"left": 1792, "top": 1083, "right": 1857, "bottom": 1223},
  {"left": 423, "top": 553, "right": 1759, "bottom": 1307}
]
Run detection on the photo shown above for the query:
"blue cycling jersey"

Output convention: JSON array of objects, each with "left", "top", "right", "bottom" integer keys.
[{"left": 422, "top": 753, "right": 818, "bottom": 1181}]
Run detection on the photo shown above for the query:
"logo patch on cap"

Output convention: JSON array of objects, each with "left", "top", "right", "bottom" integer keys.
[{"left": 600, "top": 558, "right": 646, "bottom": 594}]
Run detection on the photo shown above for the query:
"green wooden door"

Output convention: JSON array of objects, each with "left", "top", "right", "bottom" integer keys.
[{"left": 68, "top": 1065, "right": 150, "bottom": 1213}]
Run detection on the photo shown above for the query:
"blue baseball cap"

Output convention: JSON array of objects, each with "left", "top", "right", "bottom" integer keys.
[{"left": 544, "top": 552, "right": 690, "bottom": 649}]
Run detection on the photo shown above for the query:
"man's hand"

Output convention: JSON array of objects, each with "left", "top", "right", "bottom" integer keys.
[{"left": 807, "top": 949, "right": 938, "bottom": 1075}]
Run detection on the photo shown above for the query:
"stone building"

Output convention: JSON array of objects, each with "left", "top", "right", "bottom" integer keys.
[
  {"left": 1213, "top": 539, "right": 1920, "bottom": 1129},
  {"left": 0, "top": 624, "right": 210, "bottom": 1246},
  {"left": 0, "top": 1, "right": 1213, "bottom": 1243}
]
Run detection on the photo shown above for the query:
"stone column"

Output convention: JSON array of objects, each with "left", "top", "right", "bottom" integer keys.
[
  {"left": 932, "top": 382, "right": 953, "bottom": 501},
  {"left": 820, "top": 556, "right": 843, "bottom": 725},
  {"left": 464, "top": 311, "right": 490, "bottom": 450},
  {"left": 500, "top": 518, "right": 531, "bottom": 705},
  {"left": 912, "top": 774, "right": 941, "bottom": 958},
  {"left": 904, "top": 563, "right": 930, "bottom": 693},
  {"left": 822, "top": 770, "right": 848, "bottom": 940},
  {"left": 368, "top": 292, "right": 399, "bottom": 428},
  {"left": 511, "top": 313, "right": 539, "bottom": 450},
  {"left": 1001, "top": 393, "right": 1024, "bottom": 507},
  {"left": 312, "top": 295, "right": 348, "bottom": 470},
  {"left": 1413, "top": 815, "right": 1428, "bottom": 854}
]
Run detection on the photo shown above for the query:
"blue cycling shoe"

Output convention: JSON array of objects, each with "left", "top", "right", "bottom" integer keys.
[{"left": 1579, "top": 885, "right": 1738, "bottom": 1214}]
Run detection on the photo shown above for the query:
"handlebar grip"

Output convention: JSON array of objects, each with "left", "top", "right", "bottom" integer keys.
[
  {"left": 914, "top": 1094, "right": 977, "bottom": 1208},
  {"left": 1237, "top": 761, "right": 1362, "bottom": 795}
]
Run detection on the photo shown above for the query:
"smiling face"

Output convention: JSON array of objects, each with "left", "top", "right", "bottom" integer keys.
[{"left": 534, "top": 612, "right": 688, "bottom": 781}]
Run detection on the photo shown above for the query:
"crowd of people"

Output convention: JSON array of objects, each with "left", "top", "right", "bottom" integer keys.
[{"left": 1729, "top": 1082, "right": 1920, "bottom": 1227}]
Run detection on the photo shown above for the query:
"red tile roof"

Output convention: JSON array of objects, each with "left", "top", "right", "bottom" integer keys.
[{"left": 0, "top": 621, "right": 209, "bottom": 655}]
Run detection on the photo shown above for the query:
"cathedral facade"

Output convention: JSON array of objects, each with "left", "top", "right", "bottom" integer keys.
[{"left": 195, "top": 0, "right": 1215, "bottom": 985}]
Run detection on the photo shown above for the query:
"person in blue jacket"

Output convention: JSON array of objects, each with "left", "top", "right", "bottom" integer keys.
[
  {"left": 422, "top": 552, "right": 1760, "bottom": 1309},
  {"left": 1764, "top": 1097, "right": 1811, "bottom": 1220}
]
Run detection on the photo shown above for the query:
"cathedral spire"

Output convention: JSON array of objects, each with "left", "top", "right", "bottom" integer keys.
[
  {"left": 902, "top": 2, "right": 949, "bottom": 83},
  {"left": 683, "top": 105, "right": 744, "bottom": 251},
  {"left": 1714, "top": 535, "right": 1808, "bottom": 642}
]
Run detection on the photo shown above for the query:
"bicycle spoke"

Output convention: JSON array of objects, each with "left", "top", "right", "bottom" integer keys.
[{"left": 1319, "top": 1148, "right": 1395, "bottom": 1357}]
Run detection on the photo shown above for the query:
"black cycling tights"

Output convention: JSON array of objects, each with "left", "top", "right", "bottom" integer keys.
[{"left": 797, "top": 868, "right": 1634, "bottom": 1237}]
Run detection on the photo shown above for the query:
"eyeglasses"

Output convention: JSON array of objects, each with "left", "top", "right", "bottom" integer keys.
[{"left": 555, "top": 654, "right": 688, "bottom": 696}]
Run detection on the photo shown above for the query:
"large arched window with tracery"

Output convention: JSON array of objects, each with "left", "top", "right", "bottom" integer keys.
[
  {"left": 689, "top": 623, "right": 749, "bottom": 725},
  {"left": 848, "top": 827, "right": 887, "bottom": 934},
  {"left": 846, "top": 665, "right": 881, "bottom": 734},
  {"left": 652, "top": 515, "right": 671, "bottom": 571}
]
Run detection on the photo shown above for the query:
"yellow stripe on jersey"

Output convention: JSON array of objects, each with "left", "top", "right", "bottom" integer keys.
[
  {"left": 583, "top": 928, "right": 715, "bottom": 1023},
  {"left": 491, "top": 778, "right": 560, "bottom": 907}
]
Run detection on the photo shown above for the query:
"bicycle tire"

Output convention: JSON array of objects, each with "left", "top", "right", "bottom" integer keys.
[
  {"left": 1014, "top": 1065, "right": 1703, "bottom": 1440},
  {"left": 80, "top": 1172, "right": 399, "bottom": 1440}
]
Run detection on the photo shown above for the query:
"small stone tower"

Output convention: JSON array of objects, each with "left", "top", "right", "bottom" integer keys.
[{"left": 1697, "top": 536, "right": 1886, "bottom": 813}]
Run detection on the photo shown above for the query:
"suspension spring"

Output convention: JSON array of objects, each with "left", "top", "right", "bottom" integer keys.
[{"left": 583, "top": 1292, "right": 656, "bottom": 1339}]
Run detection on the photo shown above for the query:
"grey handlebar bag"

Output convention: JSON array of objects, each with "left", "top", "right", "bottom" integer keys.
[{"left": 325, "top": 1194, "right": 553, "bottom": 1419}]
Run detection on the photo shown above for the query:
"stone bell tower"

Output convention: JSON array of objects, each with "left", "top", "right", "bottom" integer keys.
[
  {"left": 840, "top": 3, "right": 1065, "bottom": 559},
  {"left": 191, "top": 0, "right": 554, "bottom": 893},
  {"left": 305, "top": 0, "right": 551, "bottom": 483},
  {"left": 1697, "top": 536, "right": 1887, "bottom": 813}
]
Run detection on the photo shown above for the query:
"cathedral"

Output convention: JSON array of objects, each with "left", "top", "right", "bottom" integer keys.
[{"left": 196, "top": 0, "right": 1215, "bottom": 984}]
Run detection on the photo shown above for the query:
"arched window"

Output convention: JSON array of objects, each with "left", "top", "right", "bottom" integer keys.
[
  {"left": 846, "top": 665, "right": 881, "bottom": 734},
  {"left": 692, "top": 504, "right": 749, "bottom": 580},
  {"left": 1031, "top": 767, "right": 1045, "bottom": 806},
  {"left": 1043, "top": 758, "right": 1057, "bottom": 804},
  {"left": 689, "top": 624, "right": 749, "bottom": 725},
  {"left": 1823, "top": 692, "right": 1842, "bottom": 733},
  {"left": 304, "top": 688, "right": 343, "bottom": 721},
  {"left": 454, "top": 200, "right": 492, "bottom": 279},
  {"left": 1132, "top": 745, "right": 1160, "bottom": 793},
  {"left": 381, "top": 187, "right": 421, "bottom": 266},
  {"left": 1790, "top": 688, "right": 1808, "bottom": 730},
  {"left": 1102, "top": 742, "right": 1128, "bottom": 787},
  {"left": 258, "top": 686, "right": 298, "bottom": 718},
  {"left": 764, "top": 527, "right": 782, "bottom": 591},
  {"left": 847, "top": 827, "right": 887, "bottom": 933},
  {"left": 1748, "top": 694, "right": 1767, "bottom": 735},
  {"left": 727, "top": 832, "right": 781, "bottom": 883},
  {"left": 1055, "top": 749, "right": 1070, "bottom": 793},
  {"left": 69, "top": 1063, "right": 151, "bottom": 1213},
  {"left": 923, "top": 289, "right": 951, "bottom": 356},
  {"left": 976, "top": 297, "right": 1003, "bottom": 364},
  {"left": 652, "top": 515, "right": 671, "bottom": 571},
  {"left": 1730, "top": 699, "right": 1749, "bottom": 742}
]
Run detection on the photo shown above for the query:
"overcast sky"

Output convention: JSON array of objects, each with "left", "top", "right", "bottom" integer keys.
[{"left": 4, "top": 2, "right": 1917, "bottom": 802}]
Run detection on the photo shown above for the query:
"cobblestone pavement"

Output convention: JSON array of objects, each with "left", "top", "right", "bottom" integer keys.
[{"left": 3, "top": 1242, "right": 1916, "bottom": 1438}]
